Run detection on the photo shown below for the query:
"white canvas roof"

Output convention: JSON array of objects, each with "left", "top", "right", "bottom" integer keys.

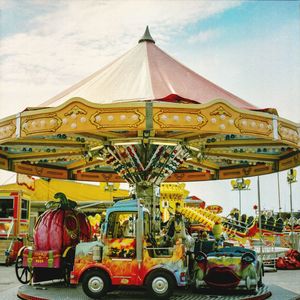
[{"left": 40, "top": 27, "right": 258, "bottom": 110}]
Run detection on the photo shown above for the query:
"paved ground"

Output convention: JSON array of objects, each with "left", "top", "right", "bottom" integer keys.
[
  {"left": 264, "top": 269, "right": 300, "bottom": 295},
  {"left": 0, "top": 264, "right": 299, "bottom": 300}
]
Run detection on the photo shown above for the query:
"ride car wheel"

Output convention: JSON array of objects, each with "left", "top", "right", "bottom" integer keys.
[
  {"left": 145, "top": 271, "right": 174, "bottom": 299},
  {"left": 82, "top": 270, "right": 110, "bottom": 299}
]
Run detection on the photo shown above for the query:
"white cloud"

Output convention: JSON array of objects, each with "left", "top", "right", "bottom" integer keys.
[
  {"left": 187, "top": 29, "right": 220, "bottom": 44},
  {"left": 0, "top": 1, "right": 240, "bottom": 118}
]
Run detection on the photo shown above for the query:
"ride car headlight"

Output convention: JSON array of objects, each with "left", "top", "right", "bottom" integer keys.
[
  {"left": 241, "top": 252, "right": 255, "bottom": 264},
  {"left": 195, "top": 251, "right": 207, "bottom": 263}
]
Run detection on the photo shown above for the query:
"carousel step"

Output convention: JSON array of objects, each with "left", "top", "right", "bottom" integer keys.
[{"left": 17, "top": 282, "right": 273, "bottom": 300}]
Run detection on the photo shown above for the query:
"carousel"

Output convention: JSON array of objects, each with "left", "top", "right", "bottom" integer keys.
[{"left": 1, "top": 27, "right": 300, "bottom": 300}]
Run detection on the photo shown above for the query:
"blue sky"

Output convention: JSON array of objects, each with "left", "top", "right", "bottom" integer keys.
[{"left": 0, "top": 0, "right": 299, "bottom": 215}]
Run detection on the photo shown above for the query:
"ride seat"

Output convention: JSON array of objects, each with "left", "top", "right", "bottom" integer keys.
[
  {"left": 266, "top": 216, "right": 275, "bottom": 231},
  {"left": 275, "top": 218, "right": 284, "bottom": 232},
  {"left": 194, "top": 240, "right": 215, "bottom": 255},
  {"left": 247, "top": 216, "right": 254, "bottom": 226},
  {"left": 240, "top": 214, "right": 247, "bottom": 224},
  {"left": 260, "top": 215, "right": 267, "bottom": 229}
]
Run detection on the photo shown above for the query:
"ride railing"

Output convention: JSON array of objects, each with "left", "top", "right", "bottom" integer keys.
[
  {"left": 278, "top": 231, "right": 300, "bottom": 251},
  {"left": 251, "top": 235, "right": 291, "bottom": 271}
]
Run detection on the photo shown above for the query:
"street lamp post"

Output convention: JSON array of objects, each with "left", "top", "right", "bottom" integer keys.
[
  {"left": 238, "top": 189, "right": 242, "bottom": 215},
  {"left": 287, "top": 169, "right": 297, "bottom": 248},
  {"left": 277, "top": 172, "right": 282, "bottom": 216},
  {"left": 231, "top": 178, "right": 251, "bottom": 213},
  {"left": 257, "top": 176, "right": 262, "bottom": 258}
]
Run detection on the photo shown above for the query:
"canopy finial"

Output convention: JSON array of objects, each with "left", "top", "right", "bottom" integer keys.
[{"left": 138, "top": 26, "right": 155, "bottom": 44}]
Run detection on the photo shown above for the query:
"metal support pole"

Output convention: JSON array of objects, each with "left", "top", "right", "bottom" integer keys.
[
  {"left": 238, "top": 189, "right": 242, "bottom": 213},
  {"left": 257, "top": 176, "right": 263, "bottom": 257},
  {"left": 136, "top": 184, "right": 160, "bottom": 234},
  {"left": 289, "top": 181, "right": 294, "bottom": 248},
  {"left": 136, "top": 198, "right": 143, "bottom": 269},
  {"left": 277, "top": 172, "right": 282, "bottom": 216}
]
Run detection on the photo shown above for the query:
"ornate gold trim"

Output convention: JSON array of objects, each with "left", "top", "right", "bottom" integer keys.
[
  {"left": 278, "top": 123, "right": 299, "bottom": 144},
  {"left": 15, "top": 163, "right": 68, "bottom": 179},
  {"left": 210, "top": 105, "right": 232, "bottom": 117},
  {"left": 64, "top": 105, "right": 87, "bottom": 116},
  {"left": 22, "top": 114, "right": 62, "bottom": 136},
  {"left": 153, "top": 109, "right": 207, "bottom": 130},
  {"left": 90, "top": 108, "right": 145, "bottom": 129},
  {"left": 166, "top": 171, "right": 212, "bottom": 182},
  {"left": 279, "top": 153, "right": 300, "bottom": 171},
  {"left": 235, "top": 115, "right": 272, "bottom": 136},
  {"left": 75, "top": 172, "right": 124, "bottom": 182},
  {"left": 0, "top": 157, "right": 8, "bottom": 169},
  {"left": 219, "top": 164, "right": 272, "bottom": 179},
  {"left": 0, "top": 121, "right": 16, "bottom": 140}
]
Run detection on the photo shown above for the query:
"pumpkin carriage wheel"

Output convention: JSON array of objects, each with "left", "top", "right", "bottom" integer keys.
[{"left": 15, "top": 250, "right": 33, "bottom": 284}]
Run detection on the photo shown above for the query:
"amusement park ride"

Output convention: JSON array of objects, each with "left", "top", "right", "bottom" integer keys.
[
  {"left": 0, "top": 189, "right": 30, "bottom": 264},
  {"left": 15, "top": 192, "right": 265, "bottom": 299},
  {"left": 0, "top": 27, "right": 299, "bottom": 299}
]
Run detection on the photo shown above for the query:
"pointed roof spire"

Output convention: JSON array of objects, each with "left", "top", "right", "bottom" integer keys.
[{"left": 138, "top": 26, "right": 155, "bottom": 44}]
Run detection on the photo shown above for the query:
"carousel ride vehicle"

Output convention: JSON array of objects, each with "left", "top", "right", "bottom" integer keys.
[
  {"left": 194, "top": 246, "right": 263, "bottom": 292},
  {"left": 276, "top": 249, "right": 300, "bottom": 270}
]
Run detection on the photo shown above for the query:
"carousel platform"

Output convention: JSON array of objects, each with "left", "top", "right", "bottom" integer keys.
[{"left": 17, "top": 282, "right": 274, "bottom": 300}]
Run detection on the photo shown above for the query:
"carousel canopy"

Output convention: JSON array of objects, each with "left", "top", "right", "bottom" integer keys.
[
  {"left": 41, "top": 26, "right": 259, "bottom": 111},
  {"left": 0, "top": 28, "right": 299, "bottom": 184}
]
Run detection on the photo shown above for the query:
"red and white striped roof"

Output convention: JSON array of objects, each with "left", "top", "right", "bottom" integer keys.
[{"left": 41, "top": 27, "right": 258, "bottom": 110}]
